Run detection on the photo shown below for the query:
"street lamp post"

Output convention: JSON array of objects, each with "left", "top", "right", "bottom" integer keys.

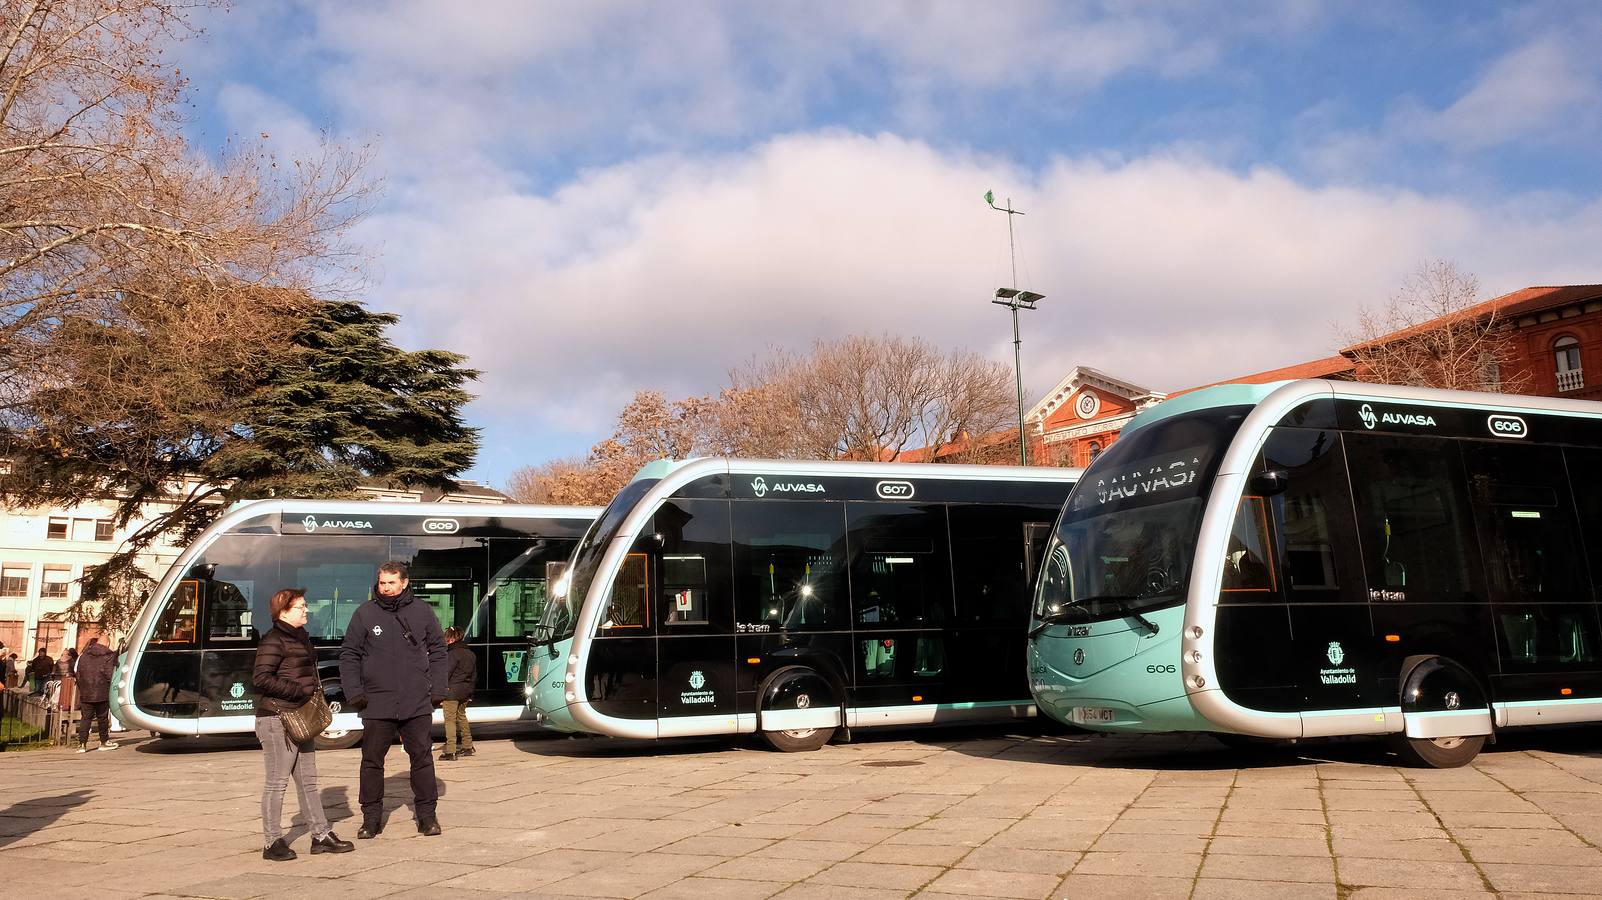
[
  {"left": 993, "top": 288, "right": 1043, "bottom": 465},
  {"left": 986, "top": 191, "right": 1042, "bottom": 466}
]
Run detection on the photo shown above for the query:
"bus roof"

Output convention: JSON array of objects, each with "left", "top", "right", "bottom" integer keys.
[
  {"left": 1121, "top": 382, "right": 1291, "bottom": 438},
  {"left": 1122, "top": 377, "right": 1602, "bottom": 441}
]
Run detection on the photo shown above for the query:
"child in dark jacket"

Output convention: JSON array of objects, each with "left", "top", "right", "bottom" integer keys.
[{"left": 440, "top": 626, "right": 476, "bottom": 760}]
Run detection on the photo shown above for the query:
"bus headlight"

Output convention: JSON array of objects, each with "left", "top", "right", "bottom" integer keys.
[
  {"left": 1190, "top": 675, "right": 1206, "bottom": 688},
  {"left": 1188, "top": 625, "right": 1203, "bottom": 640},
  {"left": 1189, "top": 650, "right": 1203, "bottom": 664},
  {"left": 565, "top": 691, "right": 576, "bottom": 702},
  {"left": 524, "top": 685, "right": 533, "bottom": 697},
  {"left": 565, "top": 672, "right": 575, "bottom": 683},
  {"left": 569, "top": 654, "right": 579, "bottom": 665}
]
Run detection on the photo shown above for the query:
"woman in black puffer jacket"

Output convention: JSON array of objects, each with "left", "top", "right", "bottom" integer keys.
[{"left": 253, "top": 589, "right": 353, "bottom": 861}]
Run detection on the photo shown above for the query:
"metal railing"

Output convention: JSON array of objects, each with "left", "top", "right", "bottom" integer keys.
[
  {"left": 1557, "top": 367, "right": 1585, "bottom": 392},
  {"left": 1, "top": 687, "right": 61, "bottom": 750}
]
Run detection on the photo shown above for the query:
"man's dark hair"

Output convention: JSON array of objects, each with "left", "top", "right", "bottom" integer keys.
[{"left": 377, "top": 561, "right": 410, "bottom": 579}]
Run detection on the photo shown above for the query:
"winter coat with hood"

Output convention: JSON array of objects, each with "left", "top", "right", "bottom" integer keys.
[
  {"left": 337, "top": 584, "right": 447, "bottom": 720},
  {"left": 74, "top": 641, "right": 117, "bottom": 703},
  {"left": 253, "top": 618, "right": 320, "bottom": 717}
]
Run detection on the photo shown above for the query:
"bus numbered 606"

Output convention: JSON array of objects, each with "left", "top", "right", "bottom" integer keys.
[
  {"left": 527, "top": 459, "right": 1079, "bottom": 751},
  {"left": 113, "top": 500, "right": 598, "bottom": 748},
  {"left": 1029, "top": 379, "right": 1602, "bottom": 767}
]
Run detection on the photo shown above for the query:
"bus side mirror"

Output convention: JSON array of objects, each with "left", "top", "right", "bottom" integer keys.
[
  {"left": 529, "top": 624, "right": 553, "bottom": 645},
  {"left": 1249, "top": 469, "right": 1290, "bottom": 496}
]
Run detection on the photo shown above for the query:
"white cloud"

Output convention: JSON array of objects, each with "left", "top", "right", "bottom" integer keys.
[
  {"left": 348, "top": 132, "right": 1602, "bottom": 482},
  {"left": 1402, "top": 35, "right": 1599, "bottom": 148}
]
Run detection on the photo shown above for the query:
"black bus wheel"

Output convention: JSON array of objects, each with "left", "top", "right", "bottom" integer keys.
[
  {"left": 313, "top": 679, "right": 363, "bottom": 751},
  {"left": 761, "top": 724, "right": 835, "bottom": 753},
  {"left": 1390, "top": 733, "right": 1485, "bottom": 768},
  {"left": 758, "top": 665, "right": 837, "bottom": 753}
]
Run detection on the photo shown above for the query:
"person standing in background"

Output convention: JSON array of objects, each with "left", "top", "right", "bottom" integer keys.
[
  {"left": 74, "top": 638, "right": 117, "bottom": 751},
  {"left": 439, "top": 626, "right": 476, "bottom": 761}
]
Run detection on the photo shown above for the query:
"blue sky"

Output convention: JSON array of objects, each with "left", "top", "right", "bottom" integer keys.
[{"left": 172, "top": 1, "right": 1602, "bottom": 488}]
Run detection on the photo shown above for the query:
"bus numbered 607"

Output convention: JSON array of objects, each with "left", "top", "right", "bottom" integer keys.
[
  {"left": 527, "top": 458, "right": 1079, "bottom": 751},
  {"left": 1029, "top": 379, "right": 1602, "bottom": 767},
  {"left": 112, "top": 499, "right": 598, "bottom": 748}
]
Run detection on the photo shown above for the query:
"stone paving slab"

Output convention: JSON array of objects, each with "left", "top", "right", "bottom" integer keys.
[{"left": 8, "top": 724, "right": 1602, "bottom": 898}]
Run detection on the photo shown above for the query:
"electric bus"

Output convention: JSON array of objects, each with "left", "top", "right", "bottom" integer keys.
[
  {"left": 112, "top": 499, "right": 599, "bottom": 748},
  {"left": 1028, "top": 379, "right": 1602, "bottom": 767},
  {"left": 526, "top": 458, "right": 1079, "bottom": 751}
]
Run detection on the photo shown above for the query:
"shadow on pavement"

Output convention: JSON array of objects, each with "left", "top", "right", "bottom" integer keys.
[{"left": 0, "top": 789, "right": 94, "bottom": 849}]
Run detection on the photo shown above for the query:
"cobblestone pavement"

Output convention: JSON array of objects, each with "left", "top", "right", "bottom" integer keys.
[{"left": 5, "top": 723, "right": 1602, "bottom": 899}]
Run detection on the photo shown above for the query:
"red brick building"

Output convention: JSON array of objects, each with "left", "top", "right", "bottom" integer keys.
[{"left": 1024, "top": 283, "right": 1602, "bottom": 466}]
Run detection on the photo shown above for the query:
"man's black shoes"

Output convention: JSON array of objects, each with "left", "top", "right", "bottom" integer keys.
[
  {"left": 438, "top": 751, "right": 457, "bottom": 761},
  {"left": 356, "top": 820, "right": 382, "bottom": 840},
  {"left": 458, "top": 747, "right": 475, "bottom": 758},
  {"left": 311, "top": 832, "right": 355, "bottom": 854},
  {"left": 263, "top": 838, "right": 296, "bottom": 861},
  {"left": 418, "top": 818, "right": 442, "bottom": 837}
]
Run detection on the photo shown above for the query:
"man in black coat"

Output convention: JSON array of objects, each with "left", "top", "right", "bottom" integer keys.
[
  {"left": 74, "top": 639, "right": 118, "bottom": 751},
  {"left": 338, "top": 561, "right": 448, "bottom": 837}
]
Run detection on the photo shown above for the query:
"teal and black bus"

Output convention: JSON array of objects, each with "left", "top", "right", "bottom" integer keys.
[
  {"left": 527, "top": 459, "right": 1079, "bottom": 750},
  {"left": 1029, "top": 379, "right": 1602, "bottom": 767},
  {"left": 113, "top": 499, "right": 598, "bottom": 748}
]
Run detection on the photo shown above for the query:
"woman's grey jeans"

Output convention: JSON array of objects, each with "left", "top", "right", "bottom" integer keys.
[{"left": 257, "top": 715, "right": 331, "bottom": 846}]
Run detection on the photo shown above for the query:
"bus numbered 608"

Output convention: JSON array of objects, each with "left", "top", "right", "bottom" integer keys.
[
  {"left": 1029, "top": 379, "right": 1602, "bottom": 767},
  {"left": 527, "top": 458, "right": 1079, "bottom": 751},
  {"left": 113, "top": 500, "right": 598, "bottom": 748}
]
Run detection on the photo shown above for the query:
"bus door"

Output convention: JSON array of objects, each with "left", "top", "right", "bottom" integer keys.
[
  {"left": 194, "top": 568, "right": 259, "bottom": 718},
  {"left": 847, "top": 503, "right": 953, "bottom": 715},
  {"left": 1240, "top": 428, "right": 1378, "bottom": 731},
  {"left": 648, "top": 500, "right": 735, "bottom": 730},
  {"left": 1462, "top": 442, "right": 1602, "bottom": 709}
]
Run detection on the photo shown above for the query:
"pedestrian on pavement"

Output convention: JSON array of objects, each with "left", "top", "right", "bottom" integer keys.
[
  {"left": 54, "top": 646, "right": 78, "bottom": 712},
  {"left": 253, "top": 588, "right": 354, "bottom": 862},
  {"left": 439, "top": 626, "right": 476, "bottom": 761},
  {"left": 28, "top": 645, "right": 53, "bottom": 694},
  {"left": 4, "top": 652, "right": 19, "bottom": 689},
  {"left": 74, "top": 638, "right": 118, "bottom": 751},
  {"left": 338, "top": 561, "right": 447, "bottom": 839}
]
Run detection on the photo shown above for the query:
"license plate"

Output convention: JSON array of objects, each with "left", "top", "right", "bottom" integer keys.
[{"left": 1072, "top": 706, "right": 1116, "bottom": 725}]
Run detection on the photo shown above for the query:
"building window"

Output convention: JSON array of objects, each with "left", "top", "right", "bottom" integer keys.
[
  {"left": 47, "top": 517, "right": 69, "bottom": 540},
  {"left": 1, "top": 566, "right": 30, "bottom": 598},
  {"left": 40, "top": 567, "right": 71, "bottom": 600},
  {"left": 1555, "top": 336, "right": 1584, "bottom": 392},
  {"left": 95, "top": 519, "right": 115, "bottom": 541}
]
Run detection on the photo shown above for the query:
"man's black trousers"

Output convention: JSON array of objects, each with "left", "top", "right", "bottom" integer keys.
[{"left": 358, "top": 714, "right": 437, "bottom": 821}]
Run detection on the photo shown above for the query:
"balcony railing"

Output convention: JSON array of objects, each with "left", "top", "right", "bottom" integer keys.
[{"left": 1557, "top": 368, "right": 1585, "bottom": 392}]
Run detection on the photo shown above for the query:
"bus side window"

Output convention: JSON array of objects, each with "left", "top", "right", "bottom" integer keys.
[
  {"left": 151, "top": 581, "right": 199, "bottom": 644},
  {"left": 1345, "top": 434, "right": 1478, "bottom": 602},
  {"left": 1261, "top": 427, "right": 1363, "bottom": 599},
  {"left": 1221, "top": 497, "right": 1275, "bottom": 593},
  {"left": 600, "top": 553, "right": 649, "bottom": 630},
  {"left": 204, "top": 580, "right": 254, "bottom": 641}
]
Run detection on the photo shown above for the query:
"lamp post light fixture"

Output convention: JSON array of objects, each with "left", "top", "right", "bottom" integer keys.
[{"left": 992, "top": 288, "right": 1044, "bottom": 465}]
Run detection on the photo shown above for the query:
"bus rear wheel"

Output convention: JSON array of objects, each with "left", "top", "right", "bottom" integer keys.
[{"left": 1390, "top": 733, "right": 1485, "bottom": 769}]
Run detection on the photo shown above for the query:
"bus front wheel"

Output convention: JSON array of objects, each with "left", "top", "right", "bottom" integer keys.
[
  {"left": 758, "top": 665, "right": 837, "bottom": 752},
  {"left": 1390, "top": 733, "right": 1485, "bottom": 769}
]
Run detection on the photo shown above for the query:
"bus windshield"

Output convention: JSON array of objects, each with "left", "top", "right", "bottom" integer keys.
[
  {"left": 538, "top": 478, "right": 659, "bottom": 643},
  {"left": 1036, "top": 406, "right": 1250, "bottom": 624}
]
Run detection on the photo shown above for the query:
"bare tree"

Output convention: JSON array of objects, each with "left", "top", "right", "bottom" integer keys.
[
  {"left": 758, "top": 334, "right": 1015, "bottom": 461},
  {"left": 1341, "top": 260, "right": 1530, "bottom": 392},
  {"left": 1, "top": 0, "right": 372, "bottom": 423}
]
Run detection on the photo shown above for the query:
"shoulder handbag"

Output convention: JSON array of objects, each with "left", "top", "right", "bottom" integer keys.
[{"left": 279, "top": 690, "right": 333, "bottom": 744}]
